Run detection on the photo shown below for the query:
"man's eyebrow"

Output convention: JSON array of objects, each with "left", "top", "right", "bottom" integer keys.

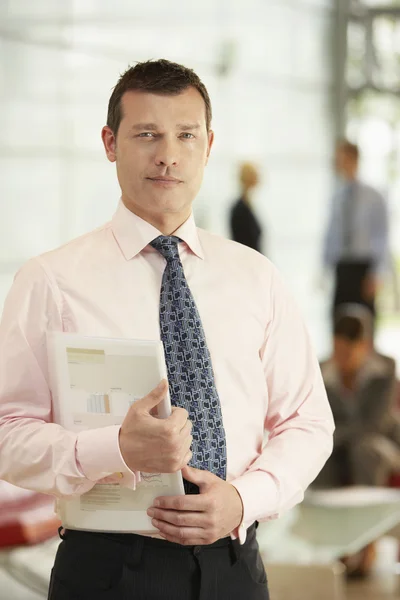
[
  {"left": 130, "top": 123, "right": 159, "bottom": 132},
  {"left": 177, "top": 123, "right": 201, "bottom": 131},
  {"left": 129, "top": 122, "right": 202, "bottom": 133}
]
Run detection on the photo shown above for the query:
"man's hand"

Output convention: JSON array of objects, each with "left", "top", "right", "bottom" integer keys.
[
  {"left": 119, "top": 380, "right": 192, "bottom": 473},
  {"left": 147, "top": 465, "right": 244, "bottom": 545}
]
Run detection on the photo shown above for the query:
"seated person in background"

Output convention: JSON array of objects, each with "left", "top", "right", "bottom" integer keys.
[{"left": 315, "top": 304, "right": 400, "bottom": 489}]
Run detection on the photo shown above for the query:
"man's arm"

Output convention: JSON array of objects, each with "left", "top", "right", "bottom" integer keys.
[
  {"left": 230, "top": 266, "right": 335, "bottom": 533},
  {"left": 360, "top": 357, "right": 398, "bottom": 434},
  {"left": 0, "top": 259, "right": 137, "bottom": 497}
]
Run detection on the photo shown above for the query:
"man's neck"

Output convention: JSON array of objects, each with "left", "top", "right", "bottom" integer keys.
[
  {"left": 122, "top": 198, "right": 191, "bottom": 235},
  {"left": 241, "top": 191, "right": 252, "bottom": 207},
  {"left": 341, "top": 372, "right": 357, "bottom": 392},
  {"left": 344, "top": 171, "right": 357, "bottom": 183}
]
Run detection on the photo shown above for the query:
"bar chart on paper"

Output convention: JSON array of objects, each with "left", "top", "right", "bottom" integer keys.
[{"left": 87, "top": 393, "right": 110, "bottom": 414}]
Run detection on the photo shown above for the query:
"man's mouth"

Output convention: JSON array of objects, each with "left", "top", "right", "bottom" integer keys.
[{"left": 147, "top": 176, "right": 182, "bottom": 186}]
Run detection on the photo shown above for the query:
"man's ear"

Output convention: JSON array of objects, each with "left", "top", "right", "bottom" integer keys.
[
  {"left": 101, "top": 126, "right": 117, "bottom": 162},
  {"left": 205, "top": 130, "right": 214, "bottom": 165}
]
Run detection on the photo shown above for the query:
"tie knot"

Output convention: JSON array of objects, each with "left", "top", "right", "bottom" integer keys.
[{"left": 150, "top": 235, "right": 181, "bottom": 261}]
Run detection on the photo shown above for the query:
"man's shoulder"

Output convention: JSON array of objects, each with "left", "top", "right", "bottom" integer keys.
[
  {"left": 197, "top": 227, "right": 268, "bottom": 264},
  {"left": 371, "top": 352, "right": 396, "bottom": 378},
  {"left": 319, "top": 358, "right": 336, "bottom": 380},
  {"left": 230, "top": 198, "right": 244, "bottom": 214},
  {"left": 358, "top": 180, "right": 385, "bottom": 203},
  {"left": 21, "top": 222, "right": 112, "bottom": 279}
]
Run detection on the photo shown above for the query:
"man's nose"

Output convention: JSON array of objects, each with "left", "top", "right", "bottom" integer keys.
[{"left": 154, "top": 137, "right": 178, "bottom": 167}]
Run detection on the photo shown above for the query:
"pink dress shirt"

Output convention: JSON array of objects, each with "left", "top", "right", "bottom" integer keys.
[{"left": 0, "top": 201, "right": 334, "bottom": 542}]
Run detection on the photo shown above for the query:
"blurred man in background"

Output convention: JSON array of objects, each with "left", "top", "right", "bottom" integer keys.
[
  {"left": 316, "top": 305, "right": 400, "bottom": 489},
  {"left": 315, "top": 305, "right": 400, "bottom": 577},
  {"left": 323, "top": 140, "right": 389, "bottom": 325},
  {"left": 230, "top": 162, "right": 264, "bottom": 253}
]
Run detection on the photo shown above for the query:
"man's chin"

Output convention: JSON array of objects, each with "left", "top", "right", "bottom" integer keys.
[{"left": 152, "top": 195, "right": 192, "bottom": 214}]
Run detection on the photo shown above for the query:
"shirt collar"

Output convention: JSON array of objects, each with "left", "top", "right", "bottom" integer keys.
[{"left": 111, "top": 200, "right": 204, "bottom": 260}]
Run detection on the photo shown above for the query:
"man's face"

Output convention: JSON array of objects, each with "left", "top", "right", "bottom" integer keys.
[
  {"left": 333, "top": 336, "right": 369, "bottom": 375},
  {"left": 240, "top": 163, "right": 259, "bottom": 190},
  {"left": 102, "top": 87, "right": 213, "bottom": 226},
  {"left": 335, "top": 147, "right": 356, "bottom": 179}
]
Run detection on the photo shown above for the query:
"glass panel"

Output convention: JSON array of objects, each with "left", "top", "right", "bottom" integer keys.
[
  {"left": 372, "top": 16, "right": 400, "bottom": 89},
  {"left": 347, "top": 91, "right": 399, "bottom": 186},
  {"left": 292, "top": 11, "right": 332, "bottom": 85},
  {"left": 347, "top": 20, "right": 367, "bottom": 88},
  {"left": 360, "top": 0, "right": 400, "bottom": 6},
  {"left": 0, "top": 158, "right": 62, "bottom": 261}
]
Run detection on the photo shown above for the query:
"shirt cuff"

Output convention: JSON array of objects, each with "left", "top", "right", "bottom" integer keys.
[
  {"left": 230, "top": 470, "right": 279, "bottom": 544},
  {"left": 76, "top": 425, "right": 140, "bottom": 488}
]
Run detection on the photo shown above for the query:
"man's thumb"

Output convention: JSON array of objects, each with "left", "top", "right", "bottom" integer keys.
[
  {"left": 181, "top": 465, "right": 215, "bottom": 489},
  {"left": 137, "top": 379, "right": 168, "bottom": 413}
]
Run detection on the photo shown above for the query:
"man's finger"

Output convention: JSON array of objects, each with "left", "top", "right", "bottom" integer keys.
[
  {"left": 180, "top": 419, "right": 193, "bottom": 436},
  {"left": 151, "top": 519, "right": 207, "bottom": 545},
  {"left": 167, "top": 407, "right": 190, "bottom": 430},
  {"left": 153, "top": 493, "right": 208, "bottom": 512},
  {"left": 180, "top": 434, "right": 193, "bottom": 461},
  {"left": 136, "top": 380, "right": 168, "bottom": 413},
  {"left": 181, "top": 465, "right": 217, "bottom": 488},
  {"left": 183, "top": 450, "right": 192, "bottom": 465},
  {"left": 147, "top": 507, "right": 207, "bottom": 528}
]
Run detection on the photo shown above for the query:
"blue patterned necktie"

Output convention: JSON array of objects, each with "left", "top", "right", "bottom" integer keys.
[{"left": 151, "top": 235, "right": 227, "bottom": 492}]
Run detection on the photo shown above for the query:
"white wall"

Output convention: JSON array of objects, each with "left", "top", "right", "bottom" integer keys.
[{"left": 0, "top": 0, "right": 335, "bottom": 354}]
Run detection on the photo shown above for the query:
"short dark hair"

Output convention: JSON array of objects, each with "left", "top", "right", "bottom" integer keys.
[
  {"left": 334, "top": 315, "right": 366, "bottom": 342},
  {"left": 337, "top": 139, "right": 359, "bottom": 161},
  {"left": 107, "top": 59, "right": 212, "bottom": 134}
]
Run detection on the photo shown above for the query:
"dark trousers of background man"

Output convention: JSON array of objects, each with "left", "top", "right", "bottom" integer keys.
[
  {"left": 333, "top": 259, "right": 375, "bottom": 323},
  {"left": 47, "top": 524, "right": 269, "bottom": 600}
]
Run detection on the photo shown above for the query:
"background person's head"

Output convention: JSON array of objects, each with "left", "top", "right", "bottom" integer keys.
[
  {"left": 335, "top": 139, "right": 359, "bottom": 181},
  {"left": 101, "top": 59, "right": 214, "bottom": 232},
  {"left": 239, "top": 162, "right": 259, "bottom": 197},
  {"left": 333, "top": 310, "right": 372, "bottom": 376}
]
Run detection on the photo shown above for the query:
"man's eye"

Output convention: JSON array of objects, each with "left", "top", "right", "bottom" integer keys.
[
  {"left": 138, "top": 132, "right": 155, "bottom": 138},
  {"left": 180, "top": 133, "right": 194, "bottom": 139}
]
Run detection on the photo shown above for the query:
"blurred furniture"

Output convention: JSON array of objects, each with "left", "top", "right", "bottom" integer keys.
[
  {"left": 292, "top": 487, "right": 400, "bottom": 560},
  {"left": 0, "top": 536, "right": 58, "bottom": 598},
  {"left": 0, "top": 481, "right": 60, "bottom": 598},
  {"left": 0, "top": 481, "right": 60, "bottom": 549},
  {"left": 258, "top": 486, "right": 400, "bottom": 599},
  {"left": 0, "top": 566, "right": 44, "bottom": 600}
]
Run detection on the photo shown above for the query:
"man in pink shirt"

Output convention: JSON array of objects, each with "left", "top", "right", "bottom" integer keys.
[{"left": 0, "top": 59, "right": 334, "bottom": 599}]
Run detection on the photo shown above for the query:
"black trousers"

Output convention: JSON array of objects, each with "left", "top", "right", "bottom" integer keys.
[
  {"left": 48, "top": 524, "right": 269, "bottom": 600},
  {"left": 333, "top": 259, "right": 375, "bottom": 321}
]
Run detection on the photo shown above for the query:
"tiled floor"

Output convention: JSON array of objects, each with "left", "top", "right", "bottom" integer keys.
[
  {"left": 0, "top": 570, "right": 43, "bottom": 600},
  {"left": 2, "top": 566, "right": 400, "bottom": 599},
  {"left": 347, "top": 574, "right": 400, "bottom": 599}
]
